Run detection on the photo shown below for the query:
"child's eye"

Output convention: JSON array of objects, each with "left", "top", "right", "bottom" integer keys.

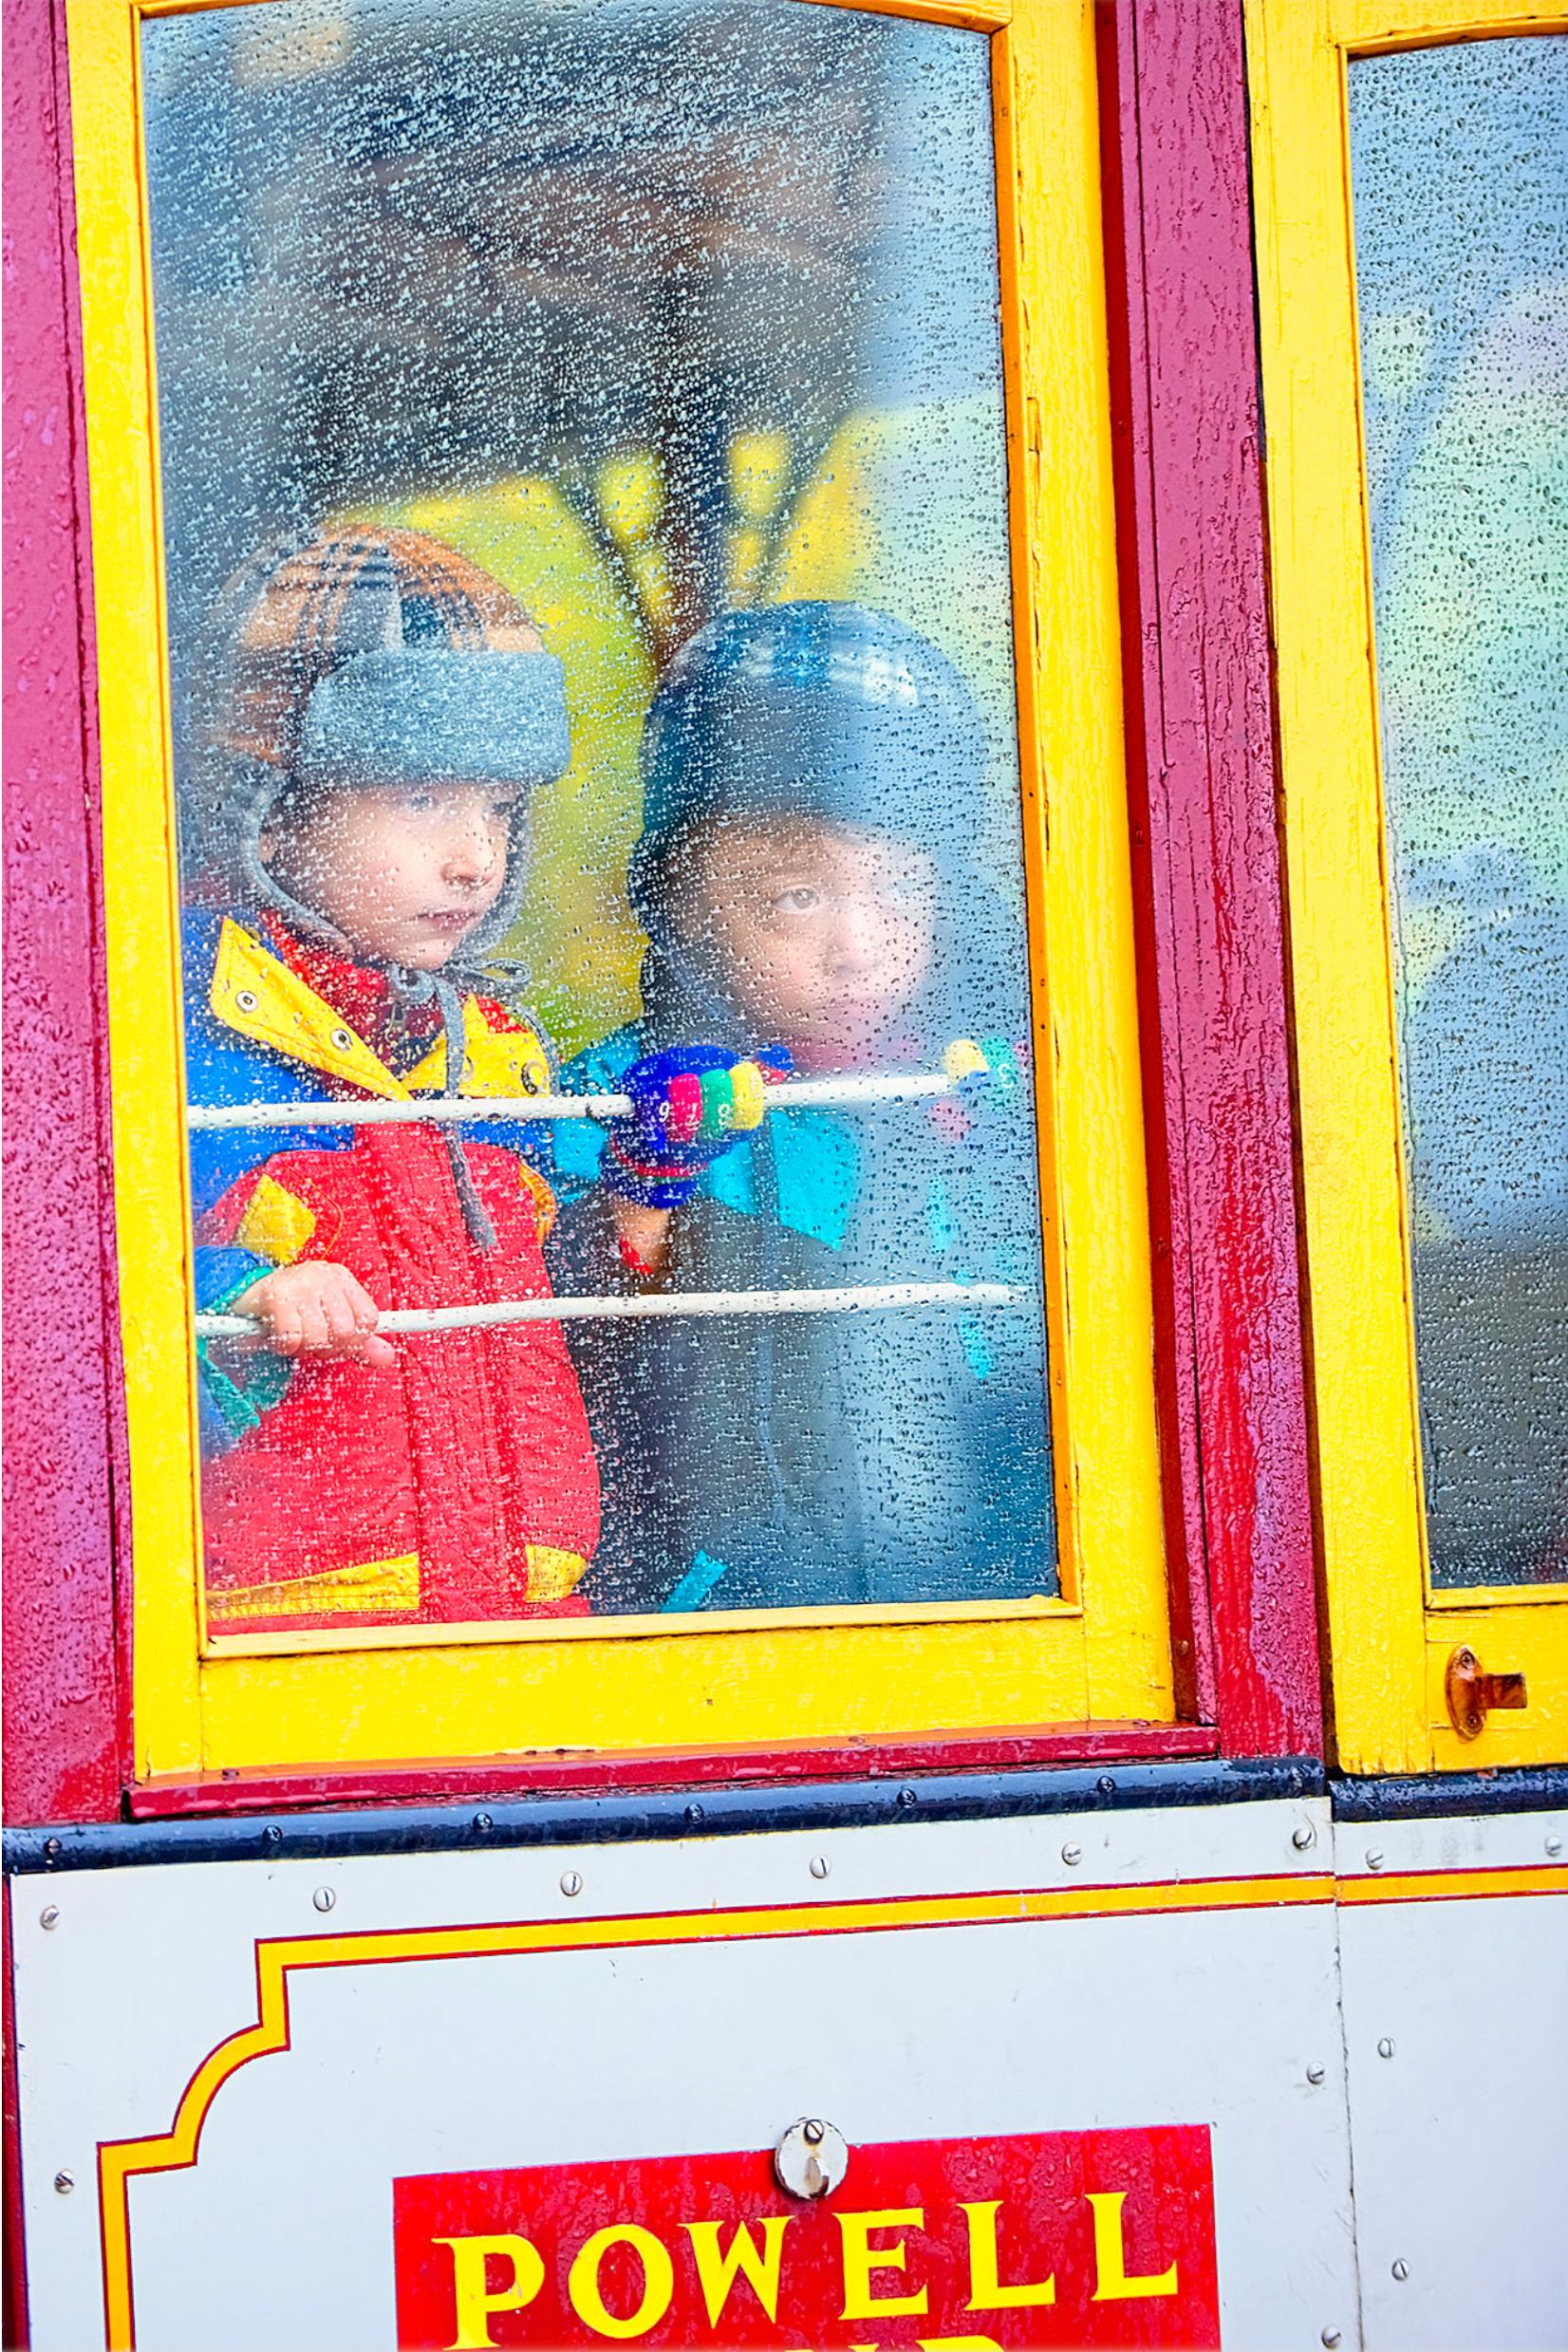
[{"left": 775, "top": 887, "right": 821, "bottom": 914}]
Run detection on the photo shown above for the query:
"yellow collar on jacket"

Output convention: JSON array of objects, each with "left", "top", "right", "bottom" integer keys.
[{"left": 207, "top": 918, "right": 551, "bottom": 1099}]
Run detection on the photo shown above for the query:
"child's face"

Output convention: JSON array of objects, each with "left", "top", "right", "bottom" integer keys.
[
  {"left": 679, "top": 817, "right": 938, "bottom": 1061},
  {"left": 262, "top": 780, "right": 520, "bottom": 970}
]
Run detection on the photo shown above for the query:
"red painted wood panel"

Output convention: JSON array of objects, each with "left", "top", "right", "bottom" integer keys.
[
  {"left": 1097, "top": 0, "right": 1322, "bottom": 1758},
  {"left": 3, "top": 0, "right": 125, "bottom": 1825},
  {"left": 128, "top": 1724, "right": 1220, "bottom": 1820}
]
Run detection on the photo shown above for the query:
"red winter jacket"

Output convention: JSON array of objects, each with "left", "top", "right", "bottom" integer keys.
[{"left": 191, "top": 914, "right": 600, "bottom": 1634}]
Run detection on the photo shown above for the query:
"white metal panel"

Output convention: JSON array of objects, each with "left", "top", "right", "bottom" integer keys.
[
  {"left": 11, "top": 1798, "right": 1359, "bottom": 2352},
  {"left": 1335, "top": 1808, "right": 1568, "bottom": 2352}
]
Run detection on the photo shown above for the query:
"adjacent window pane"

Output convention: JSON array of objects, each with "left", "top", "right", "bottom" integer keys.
[
  {"left": 142, "top": 0, "right": 1058, "bottom": 1636},
  {"left": 1350, "top": 36, "right": 1568, "bottom": 1586}
]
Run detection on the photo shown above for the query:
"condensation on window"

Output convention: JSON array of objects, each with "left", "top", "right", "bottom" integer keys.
[
  {"left": 1350, "top": 35, "right": 1568, "bottom": 1586},
  {"left": 141, "top": 0, "right": 1059, "bottom": 1638}
]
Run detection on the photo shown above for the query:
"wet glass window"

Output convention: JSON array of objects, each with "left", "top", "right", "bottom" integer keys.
[
  {"left": 1349, "top": 36, "right": 1568, "bottom": 1587},
  {"left": 143, "top": 0, "right": 1058, "bottom": 1638}
]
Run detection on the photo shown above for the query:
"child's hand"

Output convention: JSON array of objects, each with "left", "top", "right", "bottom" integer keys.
[
  {"left": 603, "top": 1045, "right": 792, "bottom": 1207},
  {"left": 229, "top": 1261, "right": 397, "bottom": 1368}
]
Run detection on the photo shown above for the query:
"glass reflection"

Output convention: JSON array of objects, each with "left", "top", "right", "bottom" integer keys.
[
  {"left": 144, "top": 0, "right": 1058, "bottom": 1633},
  {"left": 1350, "top": 36, "right": 1568, "bottom": 1584}
]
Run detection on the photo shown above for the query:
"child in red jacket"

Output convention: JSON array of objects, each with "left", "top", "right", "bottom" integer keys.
[{"left": 186, "top": 531, "right": 768, "bottom": 1635}]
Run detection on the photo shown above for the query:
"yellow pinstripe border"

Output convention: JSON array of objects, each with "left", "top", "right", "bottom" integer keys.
[
  {"left": 95, "top": 1860, "right": 1565, "bottom": 2345},
  {"left": 99, "top": 1873, "right": 1335, "bottom": 2347}
]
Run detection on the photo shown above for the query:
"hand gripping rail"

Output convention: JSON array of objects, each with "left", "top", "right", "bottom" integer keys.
[
  {"left": 185, "top": 1069, "right": 958, "bottom": 1129},
  {"left": 195, "top": 1279, "right": 1024, "bottom": 1339},
  {"left": 186, "top": 1063, "right": 1023, "bottom": 1336}
]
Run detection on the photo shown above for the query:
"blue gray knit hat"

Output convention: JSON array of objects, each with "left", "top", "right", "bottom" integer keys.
[
  {"left": 194, "top": 529, "right": 570, "bottom": 965},
  {"left": 631, "top": 602, "right": 987, "bottom": 934}
]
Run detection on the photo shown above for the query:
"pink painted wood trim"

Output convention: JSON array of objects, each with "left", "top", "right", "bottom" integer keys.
[
  {"left": 1096, "top": 0, "right": 1323, "bottom": 1758},
  {"left": 3, "top": 0, "right": 127, "bottom": 1824},
  {"left": 127, "top": 1723, "right": 1222, "bottom": 1820}
]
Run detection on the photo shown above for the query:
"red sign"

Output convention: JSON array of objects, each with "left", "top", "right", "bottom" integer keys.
[{"left": 394, "top": 2124, "right": 1220, "bottom": 2349}]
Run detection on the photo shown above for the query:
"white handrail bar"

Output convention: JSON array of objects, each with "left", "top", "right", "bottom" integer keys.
[
  {"left": 186, "top": 1070, "right": 959, "bottom": 1130},
  {"left": 195, "top": 1279, "right": 1021, "bottom": 1340}
]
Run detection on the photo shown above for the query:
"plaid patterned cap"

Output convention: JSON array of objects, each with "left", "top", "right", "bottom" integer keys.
[
  {"left": 203, "top": 528, "right": 550, "bottom": 778},
  {"left": 187, "top": 530, "right": 568, "bottom": 966}
]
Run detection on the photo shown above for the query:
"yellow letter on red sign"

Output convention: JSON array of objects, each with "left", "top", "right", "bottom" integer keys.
[
  {"left": 434, "top": 2234, "right": 546, "bottom": 2351},
  {"left": 568, "top": 2224, "right": 677, "bottom": 2340},
  {"left": 838, "top": 2210, "right": 930, "bottom": 2322},
  {"left": 683, "top": 2217, "right": 792, "bottom": 2326},
  {"left": 961, "top": 2201, "right": 1057, "bottom": 2310},
  {"left": 1087, "top": 2193, "right": 1179, "bottom": 2301}
]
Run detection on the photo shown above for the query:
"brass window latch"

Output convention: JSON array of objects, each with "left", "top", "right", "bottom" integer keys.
[{"left": 1445, "top": 1645, "right": 1528, "bottom": 1742}]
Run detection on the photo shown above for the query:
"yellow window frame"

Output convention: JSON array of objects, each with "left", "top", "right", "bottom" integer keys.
[
  {"left": 67, "top": 0, "right": 1171, "bottom": 1783},
  {"left": 1247, "top": 0, "right": 1568, "bottom": 1774}
]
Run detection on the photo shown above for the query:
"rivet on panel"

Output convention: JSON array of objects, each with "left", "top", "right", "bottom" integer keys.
[
  {"left": 1546, "top": 1836, "right": 1562, "bottom": 1858},
  {"left": 312, "top": 1887, "right": 335, "bottom": 1914},
  {"left": 897, "top": 1787, "right": 918, "bottom": 1809},
  {"left": 53, "top": 2172, "right": 74, "bottom": 2195},
  {"left": 810, "top": 1856, "right": 831, "bottom": 1880},
  {"left": 1320, "top": 2330, "right": 1342, "bottom": 2348},
  {"left": 1306, "top": 2064, "right": 1326, "bottom": 2086},
  {"left": 1061, "top": 1843, "right": 1083, "bottom": 1867},
  {"left": 685, "top": 1803, "right": 704, "bottom": 1827},
  {"left": 473, "top": 1814, "right": 494, "bottom": 1834},
  {"left": 1377, "top": 2037, "right": 1396, "bottom": 2060},
  {"left": 560, "top": 1871, "right": 583, "bottom": 1898},
  {"left": 39, "top": 1906, "right": 60, "bottom": 1932},
  {"left": 1292, "top": 1824, "right": 1316, "bottom": 1851},
  {"left": 1391, "top": 2261, "right": 1409, "bottom": 2283},
  {"left": 1365, "top": 1849, "right": 1385, "bottom": 1872}
]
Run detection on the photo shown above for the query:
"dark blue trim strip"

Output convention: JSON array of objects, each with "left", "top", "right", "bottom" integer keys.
[
  {"left": 1331, "top": 1765, "right": 1568, "bottom": 1821},
  {"left": 2, "top": 1757, "right": 1322, "bottom": 1875}
]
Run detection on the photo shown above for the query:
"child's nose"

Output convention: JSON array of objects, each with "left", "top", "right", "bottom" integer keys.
[
  {"left": 828, "top": 896, "right": 890, "bottom": 972},
  {"left": 442, "top": 821, "right": 498, "bottom": 886}
]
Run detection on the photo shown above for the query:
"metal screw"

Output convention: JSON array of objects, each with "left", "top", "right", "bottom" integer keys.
[
  {"left": 1096, "top": 1775, "right": 1116, "bottom": 1796},
  {"left": 1546, "top": 1836, "right": 1562, "bottom": 1858},
  {"left": 1306, "top": 2063, "right": 1326, "bottom": 2086},
  {"left": 311, "top": 1887, "right": 335, "bottom": 1914},
  {"left": 684, "top": 1802, "right": 704, "bottom": 1826},
  {"left": 1321, "top": 2330, "right": 1342, "bottom": 2348},
  {"left": 1377, "top": 2037, "right": 1396, "bottom": 2060},
  {"left": 810, "top": 1855, "right": 831, "bottom": 1880},
  {"left": 1392, "top": 2261, "right": 1409, "bottom": 2283},
  {"left": 897, "top": 1787, "right": 919, "bottom": 1809},
  {"left": 802, "top": 2119, "right": 825, "bottom": 2145},
  {"left": 560, "top": 1870, "right": 583, "bottom": 1898},
  {"left": 1061, "top": 1843, "right": 1083, "bottom": 1866},
  {"left": 1293, "top": 1823, "right": 1316, "bottom": 1851},
  {"left": 1366, "top": 1848, "right": 1385, "bottom": 1871},
  {"left": 44, "top": 1838, "right": 62, "bottom": 1862},
  {"left": 262, "top": 1825, "right": 283, "bottom": 1847},
  {"left": 54, "top": 2172, "right": 74, "bottom": 2195},
  {"left": 39, "top": 1906, "right": 60, "bottom": 1932},
  {"left": 473, "top": 1813, "right": 493, "bottom": 1834}
]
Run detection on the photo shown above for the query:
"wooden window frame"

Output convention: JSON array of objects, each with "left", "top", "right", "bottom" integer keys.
[
  {"left": 1246, "top": 0, "right": 1568, "bottom": 1773},
  {"left": 4, "top": 0, "right": 1322, "bottom": 1819}
]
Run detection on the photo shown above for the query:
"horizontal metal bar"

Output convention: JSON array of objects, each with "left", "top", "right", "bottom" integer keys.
[
  {"left": 186, "top": 1071, "right": 958, "bottom": 1130},
  {"left": 4, "top": 1760, "right": 1320, "bottom": 1875},
  {"left": 195, "top": 1279, "right": 1023, "bottom": 1340}
]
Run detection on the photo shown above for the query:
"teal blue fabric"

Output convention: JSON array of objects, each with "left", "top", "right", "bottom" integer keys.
[
  {"left": 557, "top": 1020, "right": 1057, "bottom": 1613},
  {"left": 557, "top": 1026, "right": 859, "bottom": 1250}
]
